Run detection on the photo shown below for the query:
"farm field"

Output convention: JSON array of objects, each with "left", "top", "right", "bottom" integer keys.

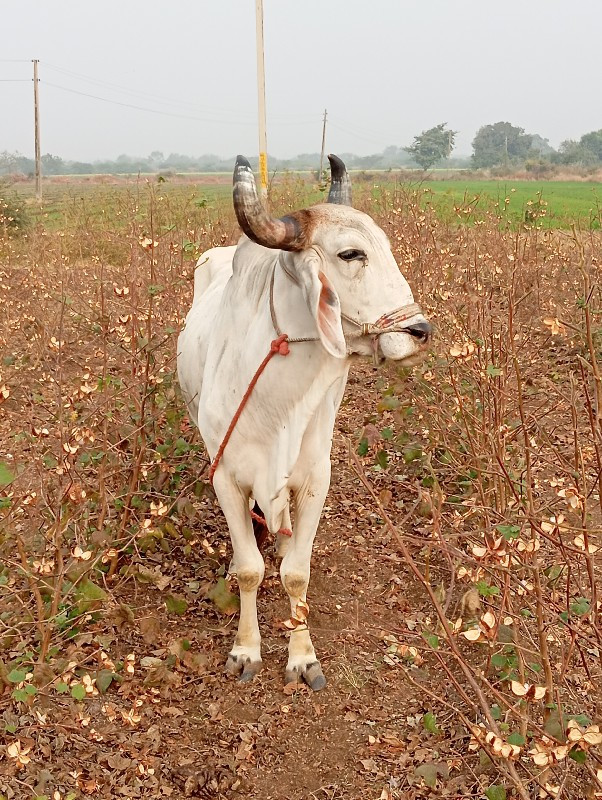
[
  {"left": 420, "top": 180, "right": 602, "bottom": 229},
  {"left": 9, "top": 174, "right": 602, "bottom": 231},
  {"left": 1, "top": 180, "right": 602, "bottom": 799}
]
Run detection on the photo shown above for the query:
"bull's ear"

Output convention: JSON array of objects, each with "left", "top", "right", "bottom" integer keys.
[{"left": 296, "top": 257, "right": 347, "bottom": 359}]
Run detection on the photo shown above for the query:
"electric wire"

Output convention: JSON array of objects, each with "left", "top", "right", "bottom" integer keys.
[
  {"left": 42, "top": 61, "right": 318, "bottom": 123},
  {"left": 43, "top": 80, "right": 319, "bottom": 128}
]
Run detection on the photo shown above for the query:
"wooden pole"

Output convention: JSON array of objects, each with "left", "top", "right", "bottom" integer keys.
[
  {"left": 33, "top": 59, "right": 41, "bottom": 201},
  {"left": 255, "top": 0, "right": 268, "bottom": 203},
  {"left": 318, "top": 108, "right": 327, "bottom": 180}
]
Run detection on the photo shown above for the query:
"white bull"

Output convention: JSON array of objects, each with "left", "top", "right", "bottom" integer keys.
[{"left": 177, "top": 155, "right": 431, "bottom": 690}]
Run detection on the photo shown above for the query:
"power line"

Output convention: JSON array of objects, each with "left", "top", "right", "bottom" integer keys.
[
  {"left": 44, "top": 61, "right": 253, "bottom": 118},
  {"left": 42, "top": 61, "right": 317, "bottom": 123},
  {"left": 329, "top": 120, "right": 389, "bottom": 147},
  {"left": 0, "top": 79, "right": 31, "bottom": 82},
  {"left": 43, "top": 79, "right": 320, "bottom": 128},
  {"left": 43, "top": 80, "right": 259, "bottom": 125}
]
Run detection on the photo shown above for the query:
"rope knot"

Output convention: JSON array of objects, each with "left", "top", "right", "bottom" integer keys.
[{"left": 271, "top": 334, "right": 290, "bottom": 356}]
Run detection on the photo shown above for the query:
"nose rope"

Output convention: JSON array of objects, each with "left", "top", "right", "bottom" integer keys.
[{"left": 339, "top": 303, "right": 423, "bottom": 339}]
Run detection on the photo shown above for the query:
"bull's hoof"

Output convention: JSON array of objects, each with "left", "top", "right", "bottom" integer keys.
[
  {"left": 226, "top": 653, "right": 262, "bottom": 682},
  {"left": 285, "top": 660, "right": 327, "bottom": 692}
]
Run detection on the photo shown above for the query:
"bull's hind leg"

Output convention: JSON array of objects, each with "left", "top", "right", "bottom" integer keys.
[
  {"left": 213, "top": 472, "right": 264, "bottom": 681},
  {"left": 280, "top": 457, "right": 330, "bottom": 691}
]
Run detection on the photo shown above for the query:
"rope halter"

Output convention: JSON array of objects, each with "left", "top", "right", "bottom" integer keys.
[
  {"left": 340, "top": 303, "right": 423, "bottom": 339},
  {"left": 339, "top": 302, "right": 423, "bottom": 365}
]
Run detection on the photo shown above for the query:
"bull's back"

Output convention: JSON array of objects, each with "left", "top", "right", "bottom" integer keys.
[{"left": 177, "top": 246, "right": 236, "bottom": 425}]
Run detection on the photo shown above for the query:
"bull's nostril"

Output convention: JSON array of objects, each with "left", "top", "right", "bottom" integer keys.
[{"left": 406, "top": 320, "right": 433, "bottom": 343}]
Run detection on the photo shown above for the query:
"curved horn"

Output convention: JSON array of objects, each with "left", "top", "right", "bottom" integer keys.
[
  {"left": 233, "top": 156, "right": 309, "bottom": 251},
  {"left": 327, "top": 154, "right": 352, "bottom": 205}
]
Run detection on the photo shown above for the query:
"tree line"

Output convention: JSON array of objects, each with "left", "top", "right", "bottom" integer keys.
[
  {"left": 1, "top": 122, "right": 601, "bottom": 176},
  {"left": 405, "top": 122, "right": 602, "bottom": 171}
]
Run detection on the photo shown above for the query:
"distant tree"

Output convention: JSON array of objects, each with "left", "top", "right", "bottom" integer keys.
[
  {"left": 472, "top": 122, "right": 533, "bottom": 168},
  {"left": 579, "top": 129, "right": 602, "bottom": 161},
  {"left": 41, "top": 153, "right": 65, "bottom": 175},
  {"left": 553, "top": 139, "right": 599, "bottom": 167},
  {"left": 148, "top": 150, "right": 165, "bottom": 166},
  {"left": 529, "top": 134, "right": 555, "bottom": 156},
  {"left": 0, "top": 151, "right": 35, "bottom": 175},
  {"left": 404, "top": 123, "right": 456, "bottom": 170}
]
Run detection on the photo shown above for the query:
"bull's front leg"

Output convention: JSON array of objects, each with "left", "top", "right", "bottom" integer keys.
[
  {"left": 212, "top": 471, "right": 264, "bottom": 681},
  {"left": 280, "top": 456, "right": 331, "bottom": 691}
]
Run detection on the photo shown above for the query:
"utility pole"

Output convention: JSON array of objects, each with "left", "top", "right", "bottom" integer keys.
[
  {"left": 255, "top": 0, "right": 268, "bottom": 203},
  {"left": 33, "top": 59, "right": 42, "bottom": 201},
  {"left": 318, "top": 109, "right": 327, "bottom": 181}
]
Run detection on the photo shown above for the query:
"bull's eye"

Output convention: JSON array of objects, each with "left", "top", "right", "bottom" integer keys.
[{"left": 338, "top": 248, "right": 366, "bottom": 262}]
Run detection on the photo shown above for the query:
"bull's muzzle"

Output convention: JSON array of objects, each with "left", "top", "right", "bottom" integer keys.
[{"left": 404, "top": 320, "right": 433, "bottom": 345}]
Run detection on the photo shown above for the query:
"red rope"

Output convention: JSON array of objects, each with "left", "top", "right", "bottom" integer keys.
[{"left": 208, "top": 333, "right": 293, "bottom": 539}]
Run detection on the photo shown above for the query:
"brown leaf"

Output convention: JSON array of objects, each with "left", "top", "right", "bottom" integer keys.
[
  {"left": 461, "top": 587, "right": 481, "bottom": 616},
  {"left": 139, "top": 615, "right": 161, "bottom": 644},
  {"left": 208, "top": 577, "right": 240, "bottom": 616}
]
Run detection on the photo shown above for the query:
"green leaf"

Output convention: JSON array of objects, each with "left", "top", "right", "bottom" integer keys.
[
  {"left": 55, "top": 681, "right": 69, "bottom": 694},
  {"left": 0, "top": 461, "right": 14, "bottom": 486},
  {"left": 357, "top": 438, "right": 369, "bottom": 456},
  {"left": 422, "top": 632, "right": 439, "bottom": 650},
  {"left": 71, "top": 683, "right": 86, "bottom": 700},
  {"left": 491, "top": 704, "right": 502, "bottom": 721},
  {"left": 568, "top": 747, "right": 587, "bottom": 764},
  {"left": 490, "top": 653, "right": 508, "bottom": 670},
  {"left": 476, "top": 580, "right": 500, "bottom": 597},
  {"left": 544, "top": 564, "right": 564, "bottom": 583},
  {"left": 495, "top": 524, "right": 520, "bottom": 540},
  {"left": 543, "top": 714, "right": 564, "bottom": 740},
  {"left": 507, "top": 732, "right": 525, "bottom": 746},
  {"left": 208, "top": 578, "right": 240, "bottom": 616},
  {"left": 11, "top": 688, "right": 29, "bottom": 702},
  {"left": 485, "top": 785, "right": 506, "bottom": 800},
  {"left": 24, "top": 684, "right": 37, "bottom": 696},
  {"left": 422, "top": 711, "right": 439, "bottom": 734},
  {"left": 379, "top": 395, "right": 400, "bottom": 411},
  {"left": 95, "top": 669, "right": 115, "bottom": 694},
  {"left": 376, "top": 449, "right": 389, "bottom": 469},
  {"left": 381, "top": 427, "right": 394, "bottom": 440},
  {"left": 566, "top": 713, "right": 592, "bottom": 727},
  {"left": 402, "top": 446, "right": 422, "bottom": 463},
  {"left": 74, "top": 578, "right": 107, "bottom": 613},
  {"left": 414, "top": 763, "right": 439, "bottom": 788},
  {"left": 165, "top": 593, "right": 188, "bottom": 616},
  {"left": 570, "top": 597, "right": 591, "bottom": 616},
  {"left": 486, "top": 365, "right": 503, "bottom": 378},
  {"left": 8, "top": 669, "right": 27, "bottom": 683}
]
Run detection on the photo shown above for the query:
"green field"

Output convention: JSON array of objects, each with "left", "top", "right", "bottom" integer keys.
[
  {"left": 8, "top": 176, "right": 602, "bottom": 230},
  {"left": 417, "top": 180, "right": 602, "bottom": 228}
]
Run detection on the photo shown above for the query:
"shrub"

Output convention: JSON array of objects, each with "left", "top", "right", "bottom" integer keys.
[{"left": 0, "top": 183, "right": 27, "bottom": 233}]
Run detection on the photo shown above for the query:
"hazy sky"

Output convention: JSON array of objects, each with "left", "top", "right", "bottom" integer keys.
[{"left": 2, "top": 0, "right": 600, "bottom": 162}]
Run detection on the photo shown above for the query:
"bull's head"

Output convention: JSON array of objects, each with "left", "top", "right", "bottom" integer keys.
[{"left": 233, "top": 155, "right": 432, "bottom": 366}]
